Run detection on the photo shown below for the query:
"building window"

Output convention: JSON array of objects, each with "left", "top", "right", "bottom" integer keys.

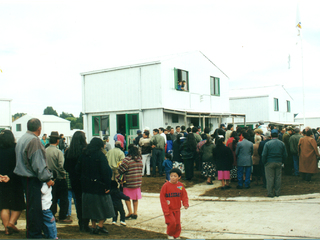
[
  {"left": 274, "top": 98, "right": 279, "bottom": 111},
  {"left": 174, "top": 68, "right": 189, "bottom": 91},
  {"left": 16, "top": 124, "right": 21, "bottom": 132},
  {"left": 172, "top": 114, "right": 179, "bottom": 123},
  {"left": 287, "top": 100, "right": 291, "bottom": 112},
  {"left": 92, "top": 115, "right": 110, "bottom": 136},
  {"left": 210, "top": 77, "right": 220, "bottom": 96}
]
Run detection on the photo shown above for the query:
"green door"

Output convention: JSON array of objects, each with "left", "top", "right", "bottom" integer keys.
[{"left": 125, "top": 113, "right": 139, "bottom": 148}]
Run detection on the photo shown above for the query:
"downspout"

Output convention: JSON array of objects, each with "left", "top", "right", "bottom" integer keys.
[{"left": 139, "top": 68, "right": 144, "bottom": 128}]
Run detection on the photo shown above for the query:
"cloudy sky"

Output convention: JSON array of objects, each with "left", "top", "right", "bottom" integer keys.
[{"left": 0, "top": 0, "right": 319, "bottom": 117}]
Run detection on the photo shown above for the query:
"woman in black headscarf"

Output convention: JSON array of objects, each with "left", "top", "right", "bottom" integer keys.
[{"left": 76, "top": 137, "right": 115, "bottom": 234}]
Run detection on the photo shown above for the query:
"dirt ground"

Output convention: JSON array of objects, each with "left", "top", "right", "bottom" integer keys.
[
  {"left": 1, "top": 169, "right": 319, "bottom": 239},
  {"left": 141, "top": 170, "right": 320, "bottom": 198},
  {"left": 0, "top": 225, "right": 168, "bottom": 239},
  {"left": 141, "top": 170, "right": 205, "bottom": 193},
  {"left": 202, "top": 171, "right": 320, "bottom": 198}
]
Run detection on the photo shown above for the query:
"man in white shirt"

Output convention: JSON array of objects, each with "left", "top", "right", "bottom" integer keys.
[{"left": 159, "top": 127, "right": 167, "bottom": 177}]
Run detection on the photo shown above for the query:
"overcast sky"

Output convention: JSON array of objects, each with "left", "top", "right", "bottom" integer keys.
[{"left": 1, "top": 0, "right": 319, "bottom": 117}]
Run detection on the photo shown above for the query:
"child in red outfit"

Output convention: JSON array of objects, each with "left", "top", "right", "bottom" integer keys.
[{"left": 160, "top": 168, "right": 189, "bottom": 239}]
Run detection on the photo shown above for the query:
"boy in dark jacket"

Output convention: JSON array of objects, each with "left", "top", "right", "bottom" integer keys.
[{"left": 111, "top": 180, "right": 130, "bottom": 226}]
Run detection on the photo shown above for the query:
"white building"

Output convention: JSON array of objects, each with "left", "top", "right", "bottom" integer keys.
[
  {"left": 12, "top": 114, "right": 71, "bottom": 141},
  {"left": 0, "top": 99, "right": 12, "bottom": 130},
  {"left": 294, "top": 112, "right": 320, "bottom": 129},
  {"left": 229, "top": 85, "right": 295, "bottom": 128},
  {"left": 81, "top": 51, "right": 245, "bottom": 146}
]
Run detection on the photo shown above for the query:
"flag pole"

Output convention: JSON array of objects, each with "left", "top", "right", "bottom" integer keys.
[
  {"left": 296, "top": 1, "right": 305, "bottom": 127},
  {"left": 300, "top": 32, "right": 306, "bottom": 128}
]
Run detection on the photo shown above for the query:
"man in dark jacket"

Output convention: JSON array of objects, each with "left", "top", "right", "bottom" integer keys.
[
  {"left": 236, "top": 132, "right": 253, "bottom": 189},
  {"left": 282, "top": 127, "right": 293, "bottom": 175},
  {"left": 133, "top": 130, "right": 142, "bottom": 146},
  {"left": 262, "top": 130, "right": 287, "bottom": 197},
  {"left": 289, "top": 128, "right": 303, "bottom": 176},
  {"left": 258, "top": 131, "right": 271, "bottom": 188}
]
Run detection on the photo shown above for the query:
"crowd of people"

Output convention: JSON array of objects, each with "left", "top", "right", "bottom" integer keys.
[
  {"left": 0, "top": 118, "right": 143, "bottom": 238},
  {"left": 129, "top": 122, "right": 319, "bottom": 198},
  {"left": 0, "top": 118, "right": 319, "bottom": 238}
]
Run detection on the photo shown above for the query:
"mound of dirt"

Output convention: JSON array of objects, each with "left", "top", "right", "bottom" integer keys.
[
  {"left": 202, "top": 171, "right": 320, "bottom": 198},
  {"left": 141, "top": 170, "right": 206, "bottom": 193},
  {"left": 141, "top": 170, "right": 320, "bottom": 198}
]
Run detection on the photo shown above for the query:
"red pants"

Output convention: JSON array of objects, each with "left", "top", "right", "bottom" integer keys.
[{"left": 164, "top": 210, "right": 181, "bottom": 238}]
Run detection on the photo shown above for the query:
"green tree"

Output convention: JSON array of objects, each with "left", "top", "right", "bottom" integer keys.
[
  {"left": 43, "top": 106, "right": 58, "bottom": 116},
  {"left": 60, "top": 112, "right": 74, "bottom": 119},
  {"left": 74, "top": 122, "right": 83, "bottom": 129},
  {"left": 77, "top": 112, "right": 84, "bottom": 123},
  {"left": 12, "top": 113, "right": 26, "bottom": 121},
  {"left": 66, "top": 117, "right": 77, "bottom": 130}
]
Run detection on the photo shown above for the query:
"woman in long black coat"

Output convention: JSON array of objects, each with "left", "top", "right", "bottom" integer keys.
[
  {"left": 180, "top": 133, "right": 197, "bottom": 180},
  {"left": 64, "top": 131, "right": 88, "bottom": 231},
  {"left": 213, "top": 135, "right": 234, "bottom": 189},
  {"left": 76, "top": 138, "right": 115, "bottom": 234},
  {"left": 0, "top": 130, "right": 25, "bottom": 235},
  {"left": 172, "top": 134, "right": 183, "bottom": 163}
]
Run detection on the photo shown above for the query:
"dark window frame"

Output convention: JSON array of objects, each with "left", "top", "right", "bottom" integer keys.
[
  {"left": 274, "top": 98, "right": 279, "bottom": 111},
  {"left": 174, "top": 68, "right": 189, "bottom": 92},
  {"left": 287, "top": 100, "right": 291, "bottom": 112},
  {"left": 92, "top": 115, "right": 110, "bottom": 136},
  {"left": 172, "top": 114, "right": 179, "bottom": 123},
  {"left": 210, "top": 76, "right": 220, "bottom": 96}
]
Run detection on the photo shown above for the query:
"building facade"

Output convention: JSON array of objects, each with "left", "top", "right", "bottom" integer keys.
[
  {"left": 229, "top": 85, "right": 295, "bottom": 128},
  {"left": 0, "top": 99, "right": 12, "bottom": 130},
  {"left": 81, "top": 51, "right": 245, "bottom": 146},
  {"left": 12, "top": 114, "right": 71, "bottom": 141}
]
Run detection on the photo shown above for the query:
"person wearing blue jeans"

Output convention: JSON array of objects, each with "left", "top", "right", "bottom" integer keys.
[
  {"left": 292, "top": 155, "right": 299, "bottom": 176},
  {"left": 151, "top": 149, "right": 164, "bottom": 176},
  {"left": 58, "top": 190, "right": 76, "bottom": 218},
  {"left": 237, "top": 166, "right": 251, "bottom": 188},
  {"left": 236, "top": 132, "right": 253, "bottom": 189},
  {"left": 41, "top": 183, "right": 57, "bottom": 239}
]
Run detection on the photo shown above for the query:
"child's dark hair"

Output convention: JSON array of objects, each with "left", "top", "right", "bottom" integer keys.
[
  {"left": 170, "top": 168, "right": 182, "bottom": 177},
  {"left": 165, "top": 153, "right": 172, "bottom": 160}
]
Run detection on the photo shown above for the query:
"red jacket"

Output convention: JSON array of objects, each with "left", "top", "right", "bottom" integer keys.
[{"left": 160, "top": 181, "right": 189, "bottom": 215}]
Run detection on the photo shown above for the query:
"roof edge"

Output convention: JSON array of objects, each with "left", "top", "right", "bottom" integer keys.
[
  {"left": 199, "top": 51, "right": 229, "bottom": 79},
  {"left": 80, "top": 61, "right": 161, "bottom": 76}
]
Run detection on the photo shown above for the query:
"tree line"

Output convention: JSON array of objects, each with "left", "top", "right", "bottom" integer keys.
[{"left": 12, "top": 106, "right": 83, "bottom": 130}]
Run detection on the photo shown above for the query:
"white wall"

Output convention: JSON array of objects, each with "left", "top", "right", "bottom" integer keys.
[
  {"left": 142, "top": 109, "right": 163, "bottom": 132},
  {"left": 12, "top": 115, "right": 71, "bottom": 141},
  {"left": 268, "top": 87, "right": 294, "bottom": 123},
  {"left": 0, "top": 100, "right": 12, "bottom": 129},
  {"left": 83, "top": 64, "right": 162, "bottom": 113},
  {"left": 294, "top": 118, "right": 320, "bottom": 129},
  {"left": 230, "top": 96, "right": 269, "bottom": 123},
  {"left": 42, "top": 122, "right": 71, "bottom": 138}
]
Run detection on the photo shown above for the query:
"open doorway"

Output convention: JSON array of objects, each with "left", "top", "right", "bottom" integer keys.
[
  {"left": 116, "top": 114, "right": 126, "bottom": 136},
  {"left": 116, "top": 113, "right": 140, "bottom": 150},
  {"left": 190, "top": 118, "right": 199, "bottom": 128}
]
